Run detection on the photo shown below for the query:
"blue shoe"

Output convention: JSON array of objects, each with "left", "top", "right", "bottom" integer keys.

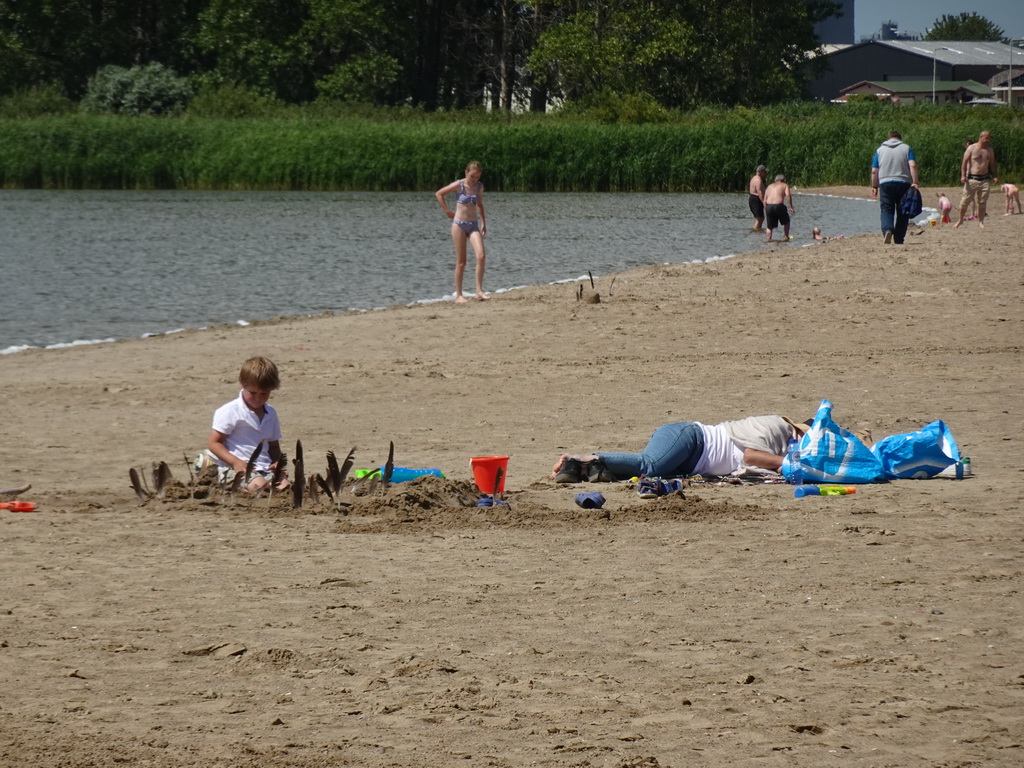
[
  {"left": 637, "top": 477, "right": 661, "bottom": 499},
  {"left": 662, "top": 478, "right": 686, "bottom": 494},
  {"left": 574, "top": 492, "right": 606, "bottom": 509},
  {"left": 477, "top": 497, "right": 509, "bottom": 507}
]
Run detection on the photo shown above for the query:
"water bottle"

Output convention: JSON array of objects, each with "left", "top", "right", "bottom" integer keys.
[
  {"left": 382, "top": 467, "right": 445, "bottom": 483},
  {"left": 962, "top": 457, "right": 972, "bottom": 477},
  {"left": 786, "top": 438, "right": 804, "bottom": 485},
  {"left": 353, "top": 467, "right": 445, "bottom": 483}
]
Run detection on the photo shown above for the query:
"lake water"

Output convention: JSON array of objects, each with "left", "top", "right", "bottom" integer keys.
[{"left": 1, "top": 190, "right": 883, "bottom": 353}]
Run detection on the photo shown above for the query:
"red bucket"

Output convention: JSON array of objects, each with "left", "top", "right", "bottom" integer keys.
[{"left": 470, "top": 456, "right": 508, "bottom": 494}]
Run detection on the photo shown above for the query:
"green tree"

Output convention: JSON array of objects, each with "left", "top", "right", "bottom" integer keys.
[
  {"left": 527, "top": 0, "right": 696, "bottom": 105},
  {"left": 299, "top": 0, "right": 405, "bottom": 104},
  {"left": 447, "top": 0, "right": 539, "bottom": 111},
  {"left": 0, "top": 0, "right": 205, "bottom": 98},
  {"left": 925, "top": 12, "right": 1005, "bottom": 42},
  {"left": 527, "top": 0, "right": 839, "bottom": 110},
  {"left": 192, "top": 0, "right": 538, "bottom": 111},
  {"left": 192, "top": 0, "right": 315, "bottom": 101},
  {"left": 193, "top": 0, "right": 447, "bottom": 106},
  {"left": 677, "top": 0, "right": 839, "bottom": 106},
  {"left": 1, "top": 0, "right": 843, "bottom": 112}
]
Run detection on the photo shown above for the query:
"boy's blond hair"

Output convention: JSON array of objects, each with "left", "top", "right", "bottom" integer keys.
[{"left": 239, "top": 357, "right": 280, "bottom": 391}]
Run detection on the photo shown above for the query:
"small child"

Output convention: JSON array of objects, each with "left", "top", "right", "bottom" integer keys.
[
  {"left": 202, "top": 356, "right": 288, "bottom": 492},
  {"left": 811, "top": 226, "right": 844, "bottom": 241},
  {"left": 1003, "top": 183, "right": 1022, "bottom": 215},
  {"left": 936, "top": 192, "right": 953, "bottom": 223}
]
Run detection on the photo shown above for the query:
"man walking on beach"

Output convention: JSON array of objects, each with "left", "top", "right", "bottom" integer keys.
[
  {"left": 748, "top": 164, "right": 767, "bottom": 231},
  {"left": 870, "top": 130, "right": 919, "bottom": 245},
  {"left": 955, "top": 131, "right": 998, "bottom": 229},
  {"left": 763, "top": 174, "right": 794, "bottom": 242}
]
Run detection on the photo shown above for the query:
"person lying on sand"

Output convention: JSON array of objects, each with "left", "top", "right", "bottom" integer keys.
[{"left": 552, "top": 415, "right": 809, "bottom": 483}]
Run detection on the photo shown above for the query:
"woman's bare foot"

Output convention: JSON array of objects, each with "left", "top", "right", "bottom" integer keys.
[
  {"left": 455, "top": 295, "right": 468, "bottom": 304},
  {"left": 476, "top": 291, "right": 491, "bottom": 301}
]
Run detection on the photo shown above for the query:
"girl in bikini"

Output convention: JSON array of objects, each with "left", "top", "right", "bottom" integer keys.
[{"left": 435, "top": 161, "right": 489, "bottom": 302}]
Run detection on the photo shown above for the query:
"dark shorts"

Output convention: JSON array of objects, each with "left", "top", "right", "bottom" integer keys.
[
  {"left": 765, "top": 203, "right": 790, "bottom": 229},
  {"left": 748, "top": 194, "right": 764, "bottom": 219}
]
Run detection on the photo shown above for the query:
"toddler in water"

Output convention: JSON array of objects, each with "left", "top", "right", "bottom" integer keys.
[
  {"left": 812, "top": 227, "right": 843, "bottom": 241},
  {"left": 936, "top": 192, "right": 953, "bottom": 223},
  {"left": 200, "top": 356, "right": 288, "bottom": 492}
]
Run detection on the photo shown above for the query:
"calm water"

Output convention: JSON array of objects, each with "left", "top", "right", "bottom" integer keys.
[{"left": 1, "top": 190, "right": 882, "bottom": 353}]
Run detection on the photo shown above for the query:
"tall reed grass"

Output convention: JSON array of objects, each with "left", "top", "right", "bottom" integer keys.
[{"left": 0, "top": 106, "right": 1020, "bottom": 191}]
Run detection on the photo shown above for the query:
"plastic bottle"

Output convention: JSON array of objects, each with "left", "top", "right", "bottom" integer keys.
[
  {"left": 382, "top": 467, "right": 445, "bottom": 483},
  {"left": 354, "top": 467, "right": 445, "bottom": 483},
  {"left": 794, "top": 485, "right": 856, "bottom": 498},
  {"left": 962, "top": 457, "right": 972, "bottom": 477},
  {"left": 786, "top": 438, "right": 804, "bottom": 485}
]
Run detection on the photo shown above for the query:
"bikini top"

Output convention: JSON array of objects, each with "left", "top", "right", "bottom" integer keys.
[{"left": 456, "top": 179, "right": 482, "bottom": 206}]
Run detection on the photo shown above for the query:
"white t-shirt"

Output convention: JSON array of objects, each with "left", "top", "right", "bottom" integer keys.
[
  {"left": 211, "top": 391, "right": 282, "bottom": 471},
  {"left": 693, "top": 422, "right": 744, "bottom": 476}
]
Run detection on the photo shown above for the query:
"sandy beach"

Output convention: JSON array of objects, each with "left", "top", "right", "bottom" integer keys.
[{"left": 1, "top": 187, "right": 1022, "bottom": 767}]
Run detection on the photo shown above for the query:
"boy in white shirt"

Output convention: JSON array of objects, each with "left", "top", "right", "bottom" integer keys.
[{"left": 203, "top": 356, "right": 288, "bottom": 492}]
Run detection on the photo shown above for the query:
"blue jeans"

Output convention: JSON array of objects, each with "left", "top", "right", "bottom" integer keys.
[
  {"left": 879, "top": 181, "right": 911, "bottom": 244},
  {"left": 597, "top": 422, "right": 705, "bottom": 479}
]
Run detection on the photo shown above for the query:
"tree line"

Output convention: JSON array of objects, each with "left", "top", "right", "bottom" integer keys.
[{"left": 0, "top": 0, "right": 843, "bottom": 111}]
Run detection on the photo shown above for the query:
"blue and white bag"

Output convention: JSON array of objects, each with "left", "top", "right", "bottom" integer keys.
[
  {"left": 871, "top": 420, "right": 960, "bottom": 479},
  {"left": 782, "top": 399, "right": 886, "bottom": 484}
]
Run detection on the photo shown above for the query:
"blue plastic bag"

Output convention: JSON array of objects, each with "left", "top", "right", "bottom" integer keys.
[
  {"left": 782, "top": 399, "right": 886, "bottom": 484},
  {"left": 871, "top": 420, "right": 959, "bottom": 479}
]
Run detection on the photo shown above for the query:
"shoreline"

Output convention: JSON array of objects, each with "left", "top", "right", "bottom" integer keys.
[{"left": 4, "top": 187, "right": 897, "bottom": 355}]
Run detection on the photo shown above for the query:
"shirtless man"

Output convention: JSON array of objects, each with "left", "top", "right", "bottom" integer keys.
[
  {"left": 1002, "top": 183, "right": 1022, "bottom": 215},
  {"left": 955, "top": 131, "right": 998, "bottom": 229},
  {"left": 748, "top": 164, "right": 767, "bottom": 231},
  {"left": 763, "top": 174, "right": 795, "bottom": 242}
]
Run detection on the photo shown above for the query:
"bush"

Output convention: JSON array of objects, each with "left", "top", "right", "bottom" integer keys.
[
  {"left": 0, "top": 84, "right": 74, "bottom": 118},
  {"left": 80, "top": 63, "right": 193, "bottom": 116},
  {"left": 186, "top": 81, "right": 287, "bottom": 119},
  {"left": 556, "top": 89, "right": 670, "bottom": 124},
  {"left": 845, "top": 93, "right": 881, "bottom": 105}
]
